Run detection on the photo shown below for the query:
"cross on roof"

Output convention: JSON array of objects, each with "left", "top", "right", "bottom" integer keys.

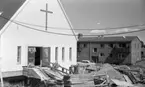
[{"left": 40, "top": 3, "right": 53, "bottom": 31}]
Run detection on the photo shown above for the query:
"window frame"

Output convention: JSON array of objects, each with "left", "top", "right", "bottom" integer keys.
[
  {"left": 69, "top": 47, "right": 72, "bottom": 61},
  {"left": 100, "top": 44, "right": 105, "bottom": 48},
  {"left": 93, "top": 48, "right": 97, "bottom": 53},
  {"left": 100, "top": 53, "right": 105, "bottom": 57},
  {"left": 109, "top": 44, "right": 114, "bottom": 48},
  {"left": 55, "top": 47, "right": 58, "bottom": 62},
  {"left": 62, "top": 47, "right": 65, "bottom": 61},
  {"left": 110, "top": 54, "right": 113, "bottom": 57},
  {"left": 17, "top": 46, "right": 21, "bottom": 64}
]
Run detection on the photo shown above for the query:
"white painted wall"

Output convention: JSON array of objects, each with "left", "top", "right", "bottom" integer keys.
[{"left": 0, "top": 0, "right": 77, "bottom": 72}]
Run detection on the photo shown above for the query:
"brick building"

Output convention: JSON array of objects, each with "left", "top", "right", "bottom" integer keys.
[{"left": 77, "top": 36, "right": 141, "bottom": 65}]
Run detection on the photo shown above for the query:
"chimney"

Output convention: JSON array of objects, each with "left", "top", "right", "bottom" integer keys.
[
  {"left": 78, "top": 33, "right": 83, "bottom": 39},
  {"left": 123, "top": 36, "right": 126, "bottom": 38},
  {"left": 98, "top": 35, "right": 104, "bottom": 38}
]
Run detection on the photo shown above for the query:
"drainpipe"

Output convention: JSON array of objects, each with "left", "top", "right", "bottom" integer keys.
[{"left": 89, "top": 42, "right": 91, "bottom": 61}]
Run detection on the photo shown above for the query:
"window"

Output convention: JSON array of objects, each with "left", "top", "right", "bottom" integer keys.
[
  {"left": 93, "top": 48, "right": 97, "bottom": 52},
  {"left": 109, "top": 44, "right": 114, "bottom": 48},
  {"left": 62, "top": 47, "right": 65, "bottom": 61},
  {"left": 17, "top": 46, "right": 21, "bottom": 64},
  {"left": 100, "top": 44, "right": 105, "bottom": 48},
  {"left": 83, "top": 44, "right": 87, "bottom": 48},
  {"left": 69, "top": 48, "right": 72, "bottom": 61},
  {"left": 119, "top": 44, "right": 126, "bottom": 48},
  {"left": 126, "top": 44, "right": 129, "bottom": 48},
  {"left": 122, "top": 44, "right": 126, "bottom": 48},
  {"left": 100, "top": 53, "right": 105, "bottom": 57},
  {"left": 118, "top": 53, "right": 125, "bottom": 59},
  {"left": 110, "top": 54, "right": 113, "bottom": 57},
  {"left": 81, "top": 44, "right": 87, "bottom": 48},
  {"left": 141, "top": 51, "right": 144, "bottom": 56},
  {"left": 55, "top": 47, "right": 58, "bottom": 62}
]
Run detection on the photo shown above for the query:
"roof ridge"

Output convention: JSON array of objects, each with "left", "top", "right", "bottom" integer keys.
[{"left": 79, "top": 36, "right": 139, "bottom": 42}]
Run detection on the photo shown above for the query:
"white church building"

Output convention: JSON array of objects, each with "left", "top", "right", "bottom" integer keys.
[{"left": 0, "top": 0, "right": 77, "bottom": 77}]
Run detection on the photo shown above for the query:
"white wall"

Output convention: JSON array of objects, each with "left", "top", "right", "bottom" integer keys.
[{"left": 0, "top": 0, "right": 77, "bottom": 72}]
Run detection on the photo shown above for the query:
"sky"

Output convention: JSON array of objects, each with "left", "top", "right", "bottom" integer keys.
[
  {"left": 61, "top": 0, "right": 145, "bottom": 42},
  {"left": 0, "top": 0, "right": 145, "bottom": 42},
  {"left": 0, "top": 0, "right": 25, "bottom": 29}
]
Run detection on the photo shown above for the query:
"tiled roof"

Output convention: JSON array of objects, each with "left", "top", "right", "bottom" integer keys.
[{"left": 78, "top": 36, "right": 139, "bottom": 42}]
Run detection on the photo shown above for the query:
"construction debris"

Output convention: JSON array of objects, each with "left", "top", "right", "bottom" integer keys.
[
  {"left": 111, "top": 79, "right": 134, "bottom": 87},
  {"left": 23, "top": 62, "right": 73, "bottom": 87},
  {"left": 69, "top": 62, "right": 145, "bottom": 87},
  {"left": 21, "top": 62, "right": 145, "bottom": 87}
]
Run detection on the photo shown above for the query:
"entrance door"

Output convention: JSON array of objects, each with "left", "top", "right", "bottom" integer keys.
[
  {"left": 42, "top": 47, "right": 51, "bottom": 67},
  {"left": 28, "top": 47, "right": 42, "bottom": 66},
  {"left": 28, "top": 47, "right": 51, "bottom": 66},
  {"left": 35, "top": 47, "right": 41, "bottom": 65},
  {"left": 28, "top": 47, "right": 36, "bottom": 66},
  {"left": 91, "top": 56, "right": 99, "bottom": 63}
]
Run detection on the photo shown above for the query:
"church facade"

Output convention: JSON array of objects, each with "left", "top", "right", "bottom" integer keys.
[{"left": 0, "top": 0, "right": 77, "bottom": 77}]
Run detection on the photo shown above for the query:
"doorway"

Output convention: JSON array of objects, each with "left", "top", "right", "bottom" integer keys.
[
  {"left": 28, "top": 46, "right": 51, "bottom": 66},
  {"left": 91, "top": 56, "right": 99, "bottom": 63},
  {"left": 35, "top": 47, "right": 41, "bottom": 66},
  {"left": 28, "top": 47, "right": 42, "bottom": 66}
]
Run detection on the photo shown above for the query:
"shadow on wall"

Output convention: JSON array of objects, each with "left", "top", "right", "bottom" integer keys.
[{"left": 104, "top": 47, "right": 130, "bottom": 65}]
